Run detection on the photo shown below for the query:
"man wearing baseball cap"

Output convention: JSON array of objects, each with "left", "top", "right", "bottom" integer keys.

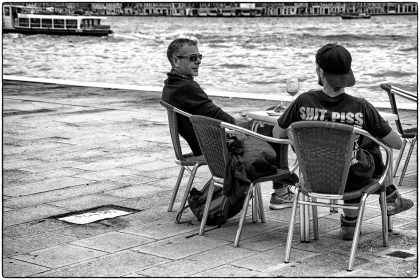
[{"left": 273, "top": 43, "right": 413, "bottom": 240}]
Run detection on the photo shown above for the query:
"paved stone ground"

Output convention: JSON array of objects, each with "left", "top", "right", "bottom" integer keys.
[{"left": 2, "top": 80, "right": 418, "bottom": 277}]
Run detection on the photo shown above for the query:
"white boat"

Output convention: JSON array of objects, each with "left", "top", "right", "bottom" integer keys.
[{"left": 3, "top": 5, "right": 113, "bottom": 36}]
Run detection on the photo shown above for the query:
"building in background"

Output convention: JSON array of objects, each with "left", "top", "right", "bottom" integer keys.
[{"left": 6, "top": 2, "right": 418, "bottom": 16}]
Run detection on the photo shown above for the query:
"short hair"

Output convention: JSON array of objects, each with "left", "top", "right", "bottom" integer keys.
[{"left": 167, "top": 38, "right": 197, "bottom": 65}]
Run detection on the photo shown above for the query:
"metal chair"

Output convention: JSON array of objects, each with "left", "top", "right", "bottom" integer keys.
[
  {"left": 160, "top": 100, "right": 207, "bottom": 212},
  {"left": 284, "top": 121, "right": 391, "bottom": 271},
  {"left": 190, "top": 115, "right": 298, "bottom": 247},
  {"left": 380, "top": 84, "right": 417, "bottom": 186}
]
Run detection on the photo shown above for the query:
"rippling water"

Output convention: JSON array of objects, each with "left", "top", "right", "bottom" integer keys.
[{"left": 3, "top": 15, "right": 417, "bottom": 102}]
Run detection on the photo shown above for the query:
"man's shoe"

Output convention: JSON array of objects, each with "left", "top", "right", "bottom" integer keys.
[
  {"left": 382, "top": 185, "right": 414, "bottom": 216},
  {"left": 340, "top": 214, "right": 358, "bottom": 241},
  {"left": 269, "top": 190, "right": 293, "bottom": 210}
]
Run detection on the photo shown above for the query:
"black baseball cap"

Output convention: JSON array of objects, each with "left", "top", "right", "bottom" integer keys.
[{"left": 316, "top": 43, "right": 356, "bottom": 87}]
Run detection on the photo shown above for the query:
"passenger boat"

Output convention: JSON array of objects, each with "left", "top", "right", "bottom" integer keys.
[
  {"left": 3, "top": 5, "right": 113, "bottom": 36},
  {"left": 340, "top": 13, "right": 371, "bottom": 19}
]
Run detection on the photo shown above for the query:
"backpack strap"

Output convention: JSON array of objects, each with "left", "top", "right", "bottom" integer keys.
[{"left": 175, "top": 204, "right": 194, "bottom": 225}]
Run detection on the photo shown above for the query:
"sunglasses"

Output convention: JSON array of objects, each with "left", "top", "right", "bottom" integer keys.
[{"left": 177, "top": 53, "right": 203, "bottom": 62}]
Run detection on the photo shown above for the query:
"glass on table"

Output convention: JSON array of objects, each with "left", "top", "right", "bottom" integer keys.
[{"left": 286, "top": 77, "right": 300, "bottom": 101}]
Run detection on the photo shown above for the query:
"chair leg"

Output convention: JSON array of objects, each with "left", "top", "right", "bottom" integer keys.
[
  {"left": 234, "top": 185, "right": 254, "bottom": 247},
  {"left": 304, "top": 196, "right": 310, "bottom": 242},
  {"left": 256, "top": 184, "right": 266, "bottom": 223},
  {"left": 252, "top": 186, "right": 258, "bottom": 223},
  {"left": 348, "top": 193, "right": 368, "bottom": 271},
  {"left": 379, "top": 190, "right": 389, "bottom": 247},
  {"left": 393, "top": 139, "right": 406, "bottom": 177},
  {"left": 199, "top": 179, "right": 215, "bottom": 235},
  {"left": 312, "top": 198, "right": 319, "bottom": 241},
  {"left": 299, "top": 192, "right": 306, "bottom": 242},
  {"left": 177, "top": 164, "right": 200, "bottom": 214},
  {"left": 284, "top": 189, "right": 300, "bottom": 263},
  {"left": 168, "top": 166, "right": 185, "bottom": 212},
  {"left": 397, "top": 137, "right": 416, "bottom": 186}
]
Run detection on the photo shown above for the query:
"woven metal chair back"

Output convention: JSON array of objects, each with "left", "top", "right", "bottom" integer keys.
[
  {"left": 380, "top": 84, "right": 417, "bottom": 137},
  {"left": 160, "top": 100, "right": 192, "bottom": 161},
  {"left": 288, "top": 121, "right": 355, "bottom": 195},
  {"left": 190, "top": 115, "right": 229, "bottom": 178}
]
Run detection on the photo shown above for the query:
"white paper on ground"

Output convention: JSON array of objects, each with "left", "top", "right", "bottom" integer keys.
[{"left": 58, "top": 209, "right": 132, "bottom": 224}]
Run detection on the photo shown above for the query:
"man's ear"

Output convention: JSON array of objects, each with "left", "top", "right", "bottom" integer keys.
[
  {"left": 317, "top": 66, "right": 324, "bottom": 78},
  {"left": 173, "top": 56, "right": 180, "bottom": 67}
]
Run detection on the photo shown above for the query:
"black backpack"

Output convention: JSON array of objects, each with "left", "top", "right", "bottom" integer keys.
[{"left": 176, "top": 180, "right": 245, "bottom": 226}]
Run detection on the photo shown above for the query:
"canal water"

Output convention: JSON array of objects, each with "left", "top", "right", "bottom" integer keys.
[{"left": 2, "top": 15, "right": 417, "bottom": 102}]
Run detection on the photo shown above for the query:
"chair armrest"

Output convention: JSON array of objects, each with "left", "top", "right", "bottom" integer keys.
[
  {"left": 353, "top": 127, "right": 392, "bottom": 187},
  {"left": 380, "top": 83, "right": 417, "bottom": 102},
  {"left": 221, "top": 122, "right": 291, "bottom": 146}
]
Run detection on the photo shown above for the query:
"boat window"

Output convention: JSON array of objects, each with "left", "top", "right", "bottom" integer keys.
[
  {"left": 4, "top": 7, "right": 10, "bottom": 16},
  {"left": 41, "top": 18, "right": 52, "bottom": 28},
  {"left": 66, "top": 19, "right": 77, "bottom": 29},
  {"left": 53, "top": 19, "right": 64, "bottom": 28},
  {"left": 18, "top": 18, "right": 29, "bottom": 27},
  {"left": 30, "top": 18, "right": 40, "bottom": 28}
]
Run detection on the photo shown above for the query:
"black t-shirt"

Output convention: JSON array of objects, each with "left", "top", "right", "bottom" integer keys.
[
  {"left": 278, "top": 90, "right": 392, "bottom": 181},
  {"left": 278, "top": 90, "right": 391, "bottom": 138}
]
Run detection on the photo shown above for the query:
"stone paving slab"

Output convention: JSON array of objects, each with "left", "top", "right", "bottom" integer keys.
[
  {"left": 3, "top": 258, "right": 51, "bottom": 278},
  {"left": 231, "top": 245, "right": 320, "bottom": 273},
  {"left": 3, "top": 180, "right": 129, "bottom": 209},
  {"left": 132, "top": 234, "right": 231, "bottom": 260},
  {"left": 31, "top": 250, "right": 168, "bottom": 277},
  {"left": 2, "top": 80, "right": 417, "bottom": 277},
  {"left": 3, "top": 177, "right": 94, "bottom": 197},
  {"left": 3, "top": 204, "right": 69, "bottom": 227},
  {"left": 119, "top": 218, "right": 198, "bottom": 240},
  {"left": 140, "top": 245, "right": 256, "bottom": 277},
  {"left": 13, "top": 244, "right": 107, "bottom": 268},
  {"left": 71, "top": 231, "right": 155, "bottom": 253},
  {"left": 48, "top": 193, "right": 127, "bottom": 211}
]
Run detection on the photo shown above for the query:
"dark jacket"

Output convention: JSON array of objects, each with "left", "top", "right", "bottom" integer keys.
[
  {"left": 162, "top": 70, "right": 236, "bottom": 156},
  {"left": 223, "top": 134, "right": 278, "bottom": 202}
]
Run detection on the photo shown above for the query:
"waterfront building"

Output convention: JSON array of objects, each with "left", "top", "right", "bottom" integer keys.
[
  {"left": 385, "top": 2, "right": 417, "bottom": 13},
  {"left": 168, "top": 3, "right": 188, "bottom": 16},
  {"left": 91, "top": 2, "right": 122, "bottom": 15},
  {"left": 307, "top": 2, "right": 346, "bottom": 15}
]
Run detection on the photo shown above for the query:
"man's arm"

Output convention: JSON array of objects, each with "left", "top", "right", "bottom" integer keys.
[
  {"left": 189, "top": 82, "right": 236, "bottom": 124},
  {"left": 381, "top": 130, "right": 402, "bottom": 150},
  {"left": 272, "top": 124, "right": 288, "bottom": 139}
]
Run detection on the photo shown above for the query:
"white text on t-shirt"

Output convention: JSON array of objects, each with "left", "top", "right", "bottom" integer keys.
[{"left": 299, "top": 106, "right": 364, "bottom": 126}]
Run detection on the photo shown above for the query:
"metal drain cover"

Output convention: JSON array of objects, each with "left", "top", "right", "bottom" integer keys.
[
  {"left": 387, "top": 251, "right": 415, "bottom": 259},
  {"left": 52, "top": 205, "right": 140, "bottom": 225}
]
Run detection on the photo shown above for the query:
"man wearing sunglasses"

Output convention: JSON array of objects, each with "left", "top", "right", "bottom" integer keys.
[
  {"left": 162, "top": 38, "right": 236, "bottom": 156},
  {"left": 162, "top": 38, "right": 296, "bottom": 210}
]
